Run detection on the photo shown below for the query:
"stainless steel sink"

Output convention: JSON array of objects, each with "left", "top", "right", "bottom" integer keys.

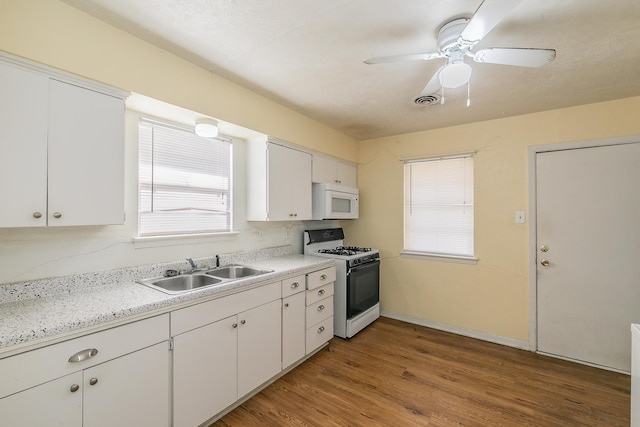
[
  {"left": 137, "top": 264, "right": 273, "bottom": 294},
  {"left": 138, "top": 274, "right": 223, "bottom": 294},
  {"left": 204, "top": 265, "right": 273, "bottom": 279}
]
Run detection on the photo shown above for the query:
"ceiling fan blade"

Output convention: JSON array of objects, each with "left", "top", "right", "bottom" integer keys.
[
  {"left": 459, "top": 0, "right": 524, "bottom": 43},
  {"left": 473, "top": 48, "right": 556, "bottom": 67},
  {"left": 419, "top": 66, "right": 444, "bottom": 95},
  {"left": 364, "top": 52, "right": 443, "bottom": 64}
]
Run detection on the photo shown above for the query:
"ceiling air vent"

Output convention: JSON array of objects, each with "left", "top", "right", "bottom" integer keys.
[{"left": 413, "top": 94, "right": 440, "bottom": 106}]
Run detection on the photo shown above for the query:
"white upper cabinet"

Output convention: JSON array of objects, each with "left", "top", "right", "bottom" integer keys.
[
  {"left": 312, "top": 154, "right": 357, "bottom": 187},
  {"left": 0, "top": 62, "right": 49, "bottom": 227},
  {"left": 0, "top": 54, "right": 127, "bottom": 228},
  {"left": 247, "top": 138, "right": 312, "bottom": 221},
  {"left": 47, "top": 80, "right": 124, "bottom": 226}
]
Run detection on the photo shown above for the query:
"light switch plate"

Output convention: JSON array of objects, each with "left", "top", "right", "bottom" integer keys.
[{"left": 515, "top": 211, "right": 525, "bottom": 224}]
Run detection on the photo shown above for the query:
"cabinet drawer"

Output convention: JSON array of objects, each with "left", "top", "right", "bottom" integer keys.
[
  {"left": 306, "top": 317, "right": 333, "bottom": 354},
  {"left": 306, "top": 296, "right": 333, "bottom": 327},
  {"left": 0, "top": 314, "right": 169, "bottom": 399},
  {"left": 281, "top": 275, "right": 305, "bottom": 298},
  {"left": 306, "top": 283, "right": 334, "bottom": 306},
  {"left": 306, "top": 267, "right": 336, "bottom": 290}
]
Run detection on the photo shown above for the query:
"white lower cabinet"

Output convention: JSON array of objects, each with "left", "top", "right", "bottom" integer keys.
[
  {"left": 173, "top": 316, "right": 238, "bottom": 427},
  {"left": 282, "top": 291, "right": 306, "bottom": 369},
  {"left": 171, "top": 282, "right": 282, "bottom": 427},
  {"left": 0, "top": 372, "right": 83, "bottom": 426},
  {"left": 0, "top": 315, "right": 170, "bottom": 427}
]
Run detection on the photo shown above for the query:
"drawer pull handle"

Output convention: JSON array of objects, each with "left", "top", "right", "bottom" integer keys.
[
  {"left": 318, "top": 289, "right": 325, "bottom": 296},
  {"left": 53, "top": 212, "right": 62, "bottom": 219},
  {"left": 89, "top": 378, "right": 98, "bottom": 386},
  {"left": 320, "top": 274, "right": 327, "bottom": 280},
  {"left": 33, "top": 212, "right": 42, "bottom": 219},
  {"left": 318, "top": 326, "right": 325, "bottom": 333},
  {"left": 318, "top": 305, "right": 325, "bottom": 311},
  {"left": 68, "top": 348, "right": 98, "bottom": 363},
  {"left": 70, "top": 384, "right": 80, "bottom": 393},
  {"left": 291, "top": 282, "right": 299, "bottom": 288}
]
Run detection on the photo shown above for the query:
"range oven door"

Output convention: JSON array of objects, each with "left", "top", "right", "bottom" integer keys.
[{"left": 346, "top": 260, "right": 380, "bottom": 319}]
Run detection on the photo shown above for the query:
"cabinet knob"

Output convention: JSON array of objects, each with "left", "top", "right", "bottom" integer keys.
[
  {"left": 318, "top": 289, "right": 325, "bottom": 296},
  {"left": 240, "top": 319, "right": 246, "bottom": 325},
  {"left": 284, "top": 303, "right": 289, "bottom": 308},
  {"left": 232, "top": 323, "right": 238, "bottom": 328},
  {"left": 318, "top": 305, "right": 325, "bottom": 311},
  {"left": 317, "top": 326, "right": 325, "bottom": 333},
  {"left": 320, "top": 274, "right": 327, "bottom": 280},
  {"left": 89, "top": 378, "right": 98, "bottom": 386},
  {"left": 32, "top": 212, "right": 42, "bottom": 219},
  {"left": 70, "top": 384, "right": 80, "bottom": 393},
  {"left": 53, "top": 212, "right": 62, "bottom": 219},
  {"left": 291, "top": 282, "right": 299, "bottom": 289}
]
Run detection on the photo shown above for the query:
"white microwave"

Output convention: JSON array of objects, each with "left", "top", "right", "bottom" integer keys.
[{"left": 312, "top": 183, "right": 359, "bottom": 220}]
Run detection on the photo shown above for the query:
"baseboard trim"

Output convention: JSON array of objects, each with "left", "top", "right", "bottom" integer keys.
[{"left": 380, "top": 311, "right": 530, "bottom": 351}]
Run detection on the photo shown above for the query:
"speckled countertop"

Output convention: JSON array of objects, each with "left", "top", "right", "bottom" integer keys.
[{"left": 0, "top": 249, "right": 334, "bottom": 357}]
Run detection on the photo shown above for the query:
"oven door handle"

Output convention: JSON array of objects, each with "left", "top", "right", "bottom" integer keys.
[{"left": 347, "top": 260, "right": 380, "bottom": 275}]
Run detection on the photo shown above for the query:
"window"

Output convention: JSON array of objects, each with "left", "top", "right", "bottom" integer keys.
[
  {"left": 138, "top": 119, "right": 232, "bottom": 237},
  {"left": 403, "top": 155, "right": 475, "bottom": 261}
]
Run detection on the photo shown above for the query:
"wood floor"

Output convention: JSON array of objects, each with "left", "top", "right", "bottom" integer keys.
[{"left": 213, "top": 317, "right": 630, "bottom": 426}]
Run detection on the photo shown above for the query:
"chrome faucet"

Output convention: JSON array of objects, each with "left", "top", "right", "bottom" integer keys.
[{"left": 185, "top": 258, "right": 200, "bottom": 274}]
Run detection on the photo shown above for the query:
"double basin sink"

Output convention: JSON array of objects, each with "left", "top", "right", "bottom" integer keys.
[{"left": 137, "top": 265, "right": 273, "bottom": 294}]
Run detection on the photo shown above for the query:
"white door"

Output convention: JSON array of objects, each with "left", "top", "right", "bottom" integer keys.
[
  {"left": 83, "top": 342, "right": 170, "bottom": 427},
  {"left": 536, "top": 142, "right": 640, "bottom": 371},
  {"left": 48, "top": 79, "right": 125, "bottom": 226},
  {"left": 0, "top": 372, "right": 82, "bottom": 426},
  {"left": 0, "top": 62, "right": 49, "bottom": 227},
  {"left": 237, "top": 299, "right": 282, "bottom": 397},
  {"left": 267, "top": 143, "right": 312, "bottom": 220},
  {"left": 173, "top": 316, "right": 238, "bottom": 427}
]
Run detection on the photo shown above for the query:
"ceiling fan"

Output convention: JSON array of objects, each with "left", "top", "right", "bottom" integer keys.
[{"left": 364, "top": 0, "right": 556, "bottom": 104}]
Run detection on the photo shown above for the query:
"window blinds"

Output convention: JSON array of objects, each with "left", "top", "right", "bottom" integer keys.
[
  {"left": 138, "top": 121, "right": 232, "bottom": 236},
  {"left": 403, "top": 155, "right": 474, "bottom": 257}
]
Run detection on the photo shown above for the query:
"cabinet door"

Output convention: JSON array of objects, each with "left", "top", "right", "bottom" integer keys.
[
  {"left": 282, "top": 292, "right": 306, "bottom": 369},
  {"left": 0, "top": 372, "right": 82, "bottom": 426},
  {"left": 238, "top": 299, "right": 282, "bottom": 397},
  {"left": 48, "top": 79, "right": 124, "bottom": 226},
  {"left": 173, "top": 316, "right": 238, "bottom": 427},
  {"left": 312, "top": 154, "right": 337, "bottom": 184},
  {"left": 0, "top": 63, "right": 49, "bottom": 227},
  {"left": 83, "top": 341, "right": 170, "bottom": 427},
  {"left": 337, "top": 162, "right": 357, "bottom": 187},
  {"left": 267, "top": 144, "right": 312, "bottom": 220}
]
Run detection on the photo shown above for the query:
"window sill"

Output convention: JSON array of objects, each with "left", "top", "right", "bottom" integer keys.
[
  {"left": 133, "top": 231, "right": 239, "bottom": 249},
  {"left": 400, "top": 251, "right": 478, "bottom": 265}
]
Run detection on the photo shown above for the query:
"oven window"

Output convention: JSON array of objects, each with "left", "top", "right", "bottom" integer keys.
[
  {"left": 331, "top": 196, "right": 352, "bottom": 213},
  {"left": 347, "top": 261, "right": 380, "bottom": 318}
]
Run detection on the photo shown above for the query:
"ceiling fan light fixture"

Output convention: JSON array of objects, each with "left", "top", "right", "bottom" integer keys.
[
  {"left": 195, "top": 118, "right": 218, "bottom": 138},
  {"left": 439, "top": 60, "right": 472, "bottom": 89}
]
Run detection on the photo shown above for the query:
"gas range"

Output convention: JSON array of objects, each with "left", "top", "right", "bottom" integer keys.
[
  {"left": 304, "top": 228, "right": 380, "bottom": 339},
  {"left": 304, "top": 229, "right": 379, "bottom": 266}
]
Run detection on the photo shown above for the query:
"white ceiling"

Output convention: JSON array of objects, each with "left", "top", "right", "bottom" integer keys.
[{"left": 61, "top": 0, "right": 640, "bottom": 141}]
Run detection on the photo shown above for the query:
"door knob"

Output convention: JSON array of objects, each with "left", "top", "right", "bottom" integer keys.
[{"left": 540, "top": 259, "right": 550, "bottom": 267}]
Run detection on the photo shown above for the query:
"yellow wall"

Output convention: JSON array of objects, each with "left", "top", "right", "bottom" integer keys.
[
  {"left": 344, "top": 96, "right": 640, "bottom": 342},
  {"left": 0, "top": 0, "right": 358, "bottom": 161}
]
